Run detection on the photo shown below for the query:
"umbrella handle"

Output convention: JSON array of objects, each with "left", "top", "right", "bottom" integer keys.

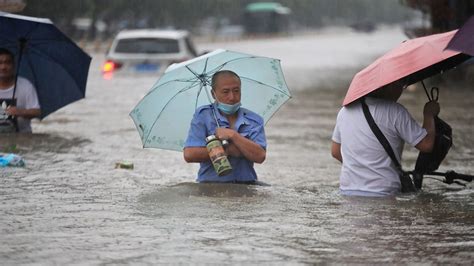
[
  {"left": 421, "top": 80, "right": 430, "bottom": 100},
  {"left": 420, "top": 81, "right": 439, "bottom": 102}
]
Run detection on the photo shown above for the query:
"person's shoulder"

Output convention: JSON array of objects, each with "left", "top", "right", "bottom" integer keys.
[
  {"left": 371, "top": 98, "right": 412, "bottom": 120},
  {"left": 368, "top": 97, "right": 406, "bottom": 111},
  {"left": 195, "top": 104, "right": 213, "bottom": 114},
  {"left": 336, "top": 106, "right": 347, "bottom": 117},
  {"left": 193, "top": 104, "right": 214, "bottom": 119},
  {"left": 17, "top": 76, "right": 33, "bottom": 85},
  {"left": 17, "top": 77, "right": 35, "bottom": 89},
  {"left": 386, "top": 100, "right": 409, "bottom": 114},
  {"left": 338, "top": 101, "right": 358, "bottom": 115},
  {"left": 241, "top": 108, "right": 264, "bottom": 124}
]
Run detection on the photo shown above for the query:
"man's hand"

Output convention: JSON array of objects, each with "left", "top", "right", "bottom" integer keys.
[
  {"left": 416, "top": 101, "right": 441, "bottom": 153},
  {"left": 215, "top": 127, "right": 265, "bottom": 163},
  {"left": 423, "top": 101, "right": 440, "bottom": 117},
  {"left": 215, "top": 127, "right": 242, "bottom": 157},
  {"left": 5, "top": 106, "right": 20, "bottom": 116},
  {"left": 215, "top": 127, "right": 236, "bottom": 141}
]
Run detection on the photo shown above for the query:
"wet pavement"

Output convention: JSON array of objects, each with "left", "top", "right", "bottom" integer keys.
[{"left": 1, "top": 26, "right": 473, "bottom": 264}]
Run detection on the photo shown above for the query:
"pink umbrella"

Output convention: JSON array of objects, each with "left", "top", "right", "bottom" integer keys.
[{"left": 343, "top": 30, "right": 470, "bottom": 106}]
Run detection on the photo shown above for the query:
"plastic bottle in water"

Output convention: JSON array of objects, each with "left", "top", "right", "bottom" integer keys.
[{"left": 0, "top": 153, "right": 25, "bottom": 167}]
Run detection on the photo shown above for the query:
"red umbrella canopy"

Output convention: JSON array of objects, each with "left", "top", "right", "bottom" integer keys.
[{"left": 343, "top": 30, "right": 469, "bottom": 106}]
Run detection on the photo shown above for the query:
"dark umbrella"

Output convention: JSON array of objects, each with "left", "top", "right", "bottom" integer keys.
[
  {"left": 0, "top": 12, "right": 91, "bottom": 119},
  {"left": 446, "top": 16, "right": 474, "bottom": 56}
]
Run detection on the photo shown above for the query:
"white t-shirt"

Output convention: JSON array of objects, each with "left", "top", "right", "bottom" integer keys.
[
  {"left": 0, "top": 77, "right": 40, "bottom": 133},
  {"left": 332, "top": 97, "right": 427, "bottom": 196}
]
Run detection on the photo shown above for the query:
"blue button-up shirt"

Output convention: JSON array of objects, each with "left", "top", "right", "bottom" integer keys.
[{"left": 184, "top": 104, "right": 267, "bottom": 183}]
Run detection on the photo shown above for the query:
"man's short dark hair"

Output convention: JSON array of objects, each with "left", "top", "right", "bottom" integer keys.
[
  {"left": 211, "top": 70, "right": 240, "bottom": 90},
  {"left": 0, "top": 48, "right": 14, "bottom": 60}
]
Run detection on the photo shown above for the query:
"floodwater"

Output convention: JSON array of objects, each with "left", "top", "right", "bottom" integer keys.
[{"left": 1, "top": 26, "right": 473, "bottom": 264}]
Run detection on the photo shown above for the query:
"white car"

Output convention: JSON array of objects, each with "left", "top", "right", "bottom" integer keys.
[{"left": 102, "top": 29, "right": 198, "bottom": 75}]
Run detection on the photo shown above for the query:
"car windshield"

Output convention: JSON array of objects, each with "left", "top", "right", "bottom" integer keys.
[{"left": 115, "top": 38, "right": 180, "bottom": 54}]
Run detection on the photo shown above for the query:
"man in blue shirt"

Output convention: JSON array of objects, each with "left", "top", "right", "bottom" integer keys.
[{"left": 184, "top": 70, "right": 267, "bottom": 183}]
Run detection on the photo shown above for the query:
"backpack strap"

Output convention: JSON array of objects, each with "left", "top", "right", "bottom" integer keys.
[
  {"left": 361, "top": 98, "right": 402, "bottom": 171},
  {"left": 361, "top": 98, "right": 416, "bottom": 192}
]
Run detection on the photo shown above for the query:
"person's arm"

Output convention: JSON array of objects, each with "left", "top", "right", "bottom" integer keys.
[
  {"left": 6, "top": 106, "right": 41, "bottom": 119},
  {"left": 215, "top": 127, "right": 266, "bottom": 163},
  {"left": 183, "top": 147, "right": 209, "bottom": 163},
  {"left": 224, "top": 142, "right": 243, "bottom": 158},
  {"left": 331, "top": 141, "right": 342, "bottom": 163},
  {"left": 415, "top": 101, "right": 440, "bottom": 153},
  {"left": 183, "top": 138, "right": 248, "bottom": 162},
  {"left": 183, "top": 109, "right": 210, "bottom": 163}
]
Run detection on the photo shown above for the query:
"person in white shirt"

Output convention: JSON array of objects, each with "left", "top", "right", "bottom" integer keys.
[
  {"left": 331, "top": 83, "right": 440, "bottom": 196},
  {"left": 0, "top": 48, "right": 40, "bottom": 133}
]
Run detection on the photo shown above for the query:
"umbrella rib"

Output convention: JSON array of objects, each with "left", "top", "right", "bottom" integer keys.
[
  {"left": 22, "top": 22, "right": 41, "bottom": 41},
  {"left": 195, "top": 82, "right": 204, "bottom": 110},
  {"left": 24, "top": 51, "right": 38, "bottom": 91},
  {"left": 27, "top": 47, "right": 85, "bottom": 94},
  {"left": 240, "top": 76, "right": 291, "bottom": 97},
  {"left": 181, "top": 80, "right": 201, "bottom": 93},
  {"left": 197, "top": 56, "right": 291, "bottom": 97},
  {"left": 0, "top": 43, "right": 17, "bottom": 53},
  {"left": 141, "top": 53, "right": 292, "bottom": 144},
  {"left": 3, "top": 22, "right": 43, "bottom": 48},
  {"left": 29, "top": 39, "right": 87, "bottom": 51},
  {"left": 143, "top": 82, "right": 200, "bottom": 143},
  {"left": 185, "top": 65, "right": 202, "bottom": 79},
  {"left": 30, "top": 42, "right": 90, "bottom": 65},
  {"left": 25, "top": 38, "right": 69, "bottom": 42},
  {"left": 1, "top": 38, "right": 72, "bottom": 46},
  {"left": 238, "top": 75, "right": 292, "bottom": 125},
  {"left": 0, "top": 39, "right": 17, "bottom": 46},
  {"left": 132, "top": 78, "right": 201, "bottom": 119},
  {"left": 206, "top": 56, "right": 256, "bottom": 73},
  {"left": 202, "top": 83, "right": 222, "bottom": 128},
  {"left": 23, "top": 49, "right": 84, "bottom": 119},
  {"left": 203, "top": 57, "right": 209, "bottom": 75},
  {"left": 185, "top": 64, "right": 212, "bottom": 88},
  {"left": 203, "top": 83, "right": 214, "bottom": 104}
]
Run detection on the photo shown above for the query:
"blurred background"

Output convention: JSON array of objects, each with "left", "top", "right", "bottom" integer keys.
[
  {"left": 3, "top": 0, "right": 472, "bottom": 48},
  {"left": 1, "top": 1, "right": 473, "bottom": 264}
]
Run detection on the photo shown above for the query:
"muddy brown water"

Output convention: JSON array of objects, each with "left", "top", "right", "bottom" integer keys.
[{"left": 1, "top": 27, "right": 473, "bottom": 264}]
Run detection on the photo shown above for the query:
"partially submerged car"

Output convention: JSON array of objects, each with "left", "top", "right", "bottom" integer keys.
[{"left": 102, "top": 29, "right": 198, "bottom": 75}]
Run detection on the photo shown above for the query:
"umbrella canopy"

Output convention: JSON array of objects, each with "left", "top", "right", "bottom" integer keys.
[
  {"left": 130, "top": 49, "right": 291, "bottom": 151},
  {"left": 343, "top": 30, "right": 471, "bottom": 106},
  {"left": 446, "top": 15, "right": 474, "bottom": 56},
  {"left": 0, "top": 12, "right": 91, "bottom": 119}
]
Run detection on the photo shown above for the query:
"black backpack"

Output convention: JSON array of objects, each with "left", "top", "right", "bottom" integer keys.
[{"left": 413, "top": 116, "right": 453, "bottom": 188}]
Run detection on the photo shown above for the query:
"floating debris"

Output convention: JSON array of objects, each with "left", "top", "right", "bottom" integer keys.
[{"left": 115, "top": 161, "right": 134, "bottom": 170}]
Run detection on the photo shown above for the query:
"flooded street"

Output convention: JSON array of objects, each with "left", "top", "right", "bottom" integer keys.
[{"left": 1, "top": 26, "right": 473, "bottom": 264}]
